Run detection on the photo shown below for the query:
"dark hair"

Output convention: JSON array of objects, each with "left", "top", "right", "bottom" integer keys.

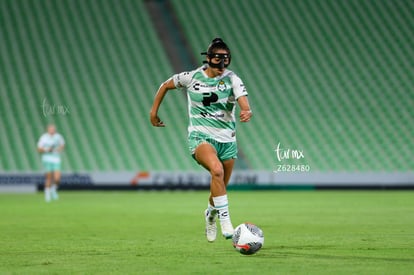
[
  {"left": 206, "top": 38, "right": 231, "bottom": 55},
  {"left": 201, "top": 38, "right": 232, "bottom": 68}
]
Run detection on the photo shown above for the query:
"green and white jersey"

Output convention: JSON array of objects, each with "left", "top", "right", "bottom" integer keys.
[
  {"left": 173, "top": 65, "right": 248, "bottom": 142},
  {"left": 37, "top": 133, "right": 65, "bottom": 163}
]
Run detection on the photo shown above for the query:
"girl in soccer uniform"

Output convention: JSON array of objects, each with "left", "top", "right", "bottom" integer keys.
[
  {"left": 37, "top": 124, "right": 65, "bottom": 202},
  {"left": 150, "top": 38, "right": 252, "bottom": 242}
]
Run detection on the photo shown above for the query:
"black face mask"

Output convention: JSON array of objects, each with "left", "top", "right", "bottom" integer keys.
[
  {"left": 207, "top": 53, "right": 231, "bottom": 69},
  {"left": 201, "top": 52, "right": 232, "bottom": 69}
]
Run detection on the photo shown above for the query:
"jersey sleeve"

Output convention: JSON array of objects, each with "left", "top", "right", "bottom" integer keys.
[
  {"left": 37, "top": 135, "right": 45, "bottom": 148},
  {"left": 172, "top": 71, "right": 193, "bottom": 88},
  {"left": 231, "top": 74, "right": 248, "bottom": 99},
  {"left": 58, "top": 134, "right": 65, "bottom": 146}
]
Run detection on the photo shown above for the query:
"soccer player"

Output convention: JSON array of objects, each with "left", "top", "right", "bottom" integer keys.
[
  {"left": 150, "top": 38, "right": 252, "bottom": 242},
  {"left": 37, "top": 124, "right": 65, "bottom": 202}
]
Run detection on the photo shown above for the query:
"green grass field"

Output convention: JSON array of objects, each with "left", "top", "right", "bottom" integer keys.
[{"left": 1, "top": 190, "right": 413, "bottom": 274}]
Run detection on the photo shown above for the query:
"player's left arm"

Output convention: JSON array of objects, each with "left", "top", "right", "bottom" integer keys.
[
  {"left": 237, "top": 96, "right": 252, "bottom": 122},
  {"left": 55, "top": 136, "right": 65, "bottom": 153},
  {"left": 56, "top": 144, "right": 65, "bottom": 153},
  {"left": 232, "top": 74, "right": 252, "bottom": 122}
]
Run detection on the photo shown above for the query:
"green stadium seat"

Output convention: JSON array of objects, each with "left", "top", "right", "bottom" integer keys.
[{"left": 0, "top": 0, "right": 413, "bottom": 172}]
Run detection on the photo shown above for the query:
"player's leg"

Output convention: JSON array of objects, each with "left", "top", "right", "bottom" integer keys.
[
  {"left": 222, "top": 158, "right": 235, "bottom": 187},
  {"left": 217, "top": 158, "right": 235, "bottom": 238},
  {"left": 51, "top": 167, "right": 61, "bottom": 200},
  {"left": 195, "top": 143, "right": 233, "bottom": 239},
  {"left": 195, "top": 143, "right": 226, "bottom": 196},
  {"left": 44, "top": 171, "right": 52, "bottom": 202},
  {"left": 42, "top": 160, "right": 53, "bottom": 202},
  {"left": 207, "top": 158, "right": 234, "bottom": 220},
  {"left": 195, "top": 142, "right": 222, "bottom": 241},
  {"left": 213, "top": 142, "right": 237, "bottom": 238}
]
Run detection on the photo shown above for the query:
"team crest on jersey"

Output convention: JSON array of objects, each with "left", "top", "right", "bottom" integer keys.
[{"left": 217, "top": 81, "right": 227, "bottom": 92}]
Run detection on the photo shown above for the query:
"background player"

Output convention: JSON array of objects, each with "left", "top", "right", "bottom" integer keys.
[
  {"left": 37, "top": 124, "right": 65, "bottom": 202},
  {"left": 150, "top": 38, "right": 252, "bottom": 242}
]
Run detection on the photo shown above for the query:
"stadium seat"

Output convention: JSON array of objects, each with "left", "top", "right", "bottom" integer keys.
[{"left": 1, "top": 0, "right": 413, "bottom": 172}]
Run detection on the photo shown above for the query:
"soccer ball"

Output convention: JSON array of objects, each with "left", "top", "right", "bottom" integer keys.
[{"left": 232, "top": 222, "right": 264, "bottom": 255}]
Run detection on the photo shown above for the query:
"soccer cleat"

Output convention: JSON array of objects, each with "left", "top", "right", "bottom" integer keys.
[
  {"left": 204, "top": 209, "right": 217, "bottom": 242},
  {"left": 220, "top": 220, "right": 234, "bottom": 239},
  {"left": 51, "top": 191, "right": 59, "bottom": 200},
  {"left": 45, "top": 189, "right": 51, "bottom": 203}
]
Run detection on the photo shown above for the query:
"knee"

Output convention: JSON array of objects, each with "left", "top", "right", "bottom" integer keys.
[{"left": 210, "top": 162, "right": 224, "bottom": 180}]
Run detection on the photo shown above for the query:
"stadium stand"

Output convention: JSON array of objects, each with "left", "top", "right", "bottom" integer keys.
[
  {"left": 0, "top": 0, "right": 197, "bottom": 171},
  {"left": 0, "top": 0, "right": 413, "bottom": 173},
  {"left": 171, "top": 0, "right": 414, "bottom": 171}
]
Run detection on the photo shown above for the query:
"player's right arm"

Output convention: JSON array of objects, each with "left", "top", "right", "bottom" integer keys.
[
  {"left": 37, "top": 136, "right": 50, "bottom": 153},
  {"left": 150, "top": 78, "right": 176, "bottom": 127},
  {"left": 37, "top": 147, "right": 49, "bottom": 153},
  {"left": 150, "top": 70, "right": 194, "bottom": 127}
]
